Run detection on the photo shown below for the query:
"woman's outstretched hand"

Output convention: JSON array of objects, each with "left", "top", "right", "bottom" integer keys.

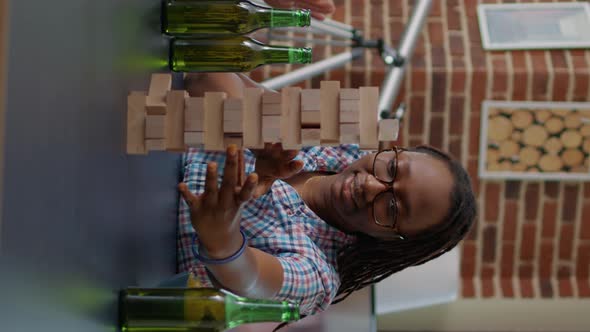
[
  {"left": 251, "top": 143, "right": 304, "bottom": 198},
  {"left": 264, "top": 0, "right": 335, "bottom": 20},
  {"left": 178, "top": 145, "right": 258, "bottom": 259}
]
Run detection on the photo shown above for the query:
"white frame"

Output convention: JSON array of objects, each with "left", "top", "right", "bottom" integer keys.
[
  {"left": 477, "top": 2, "right": 590, "bottom": 50},
  {"left": 479, "top": 100, "right": 590, "bottom": 181}
]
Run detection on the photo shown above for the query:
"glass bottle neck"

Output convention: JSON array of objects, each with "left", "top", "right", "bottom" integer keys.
[
  {"left": 226, "top": 298, "right": 299, "bottom": 329},
  {"left": 254, "top": 7, "right": 311, "bottom": 29},
  {"left": 260, "top": 46, "right": 312, "bottom": 65}
]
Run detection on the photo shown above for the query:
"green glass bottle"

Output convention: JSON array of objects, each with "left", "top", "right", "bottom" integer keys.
[
  {"left": 169, "top": 36, "right": 312, "bottom": 72},
  {"left": 163, "top": 0, "right": 311, "bottom": 36},
  {"left": 119, "top": 287, "right": 300, "bottom": 332}
]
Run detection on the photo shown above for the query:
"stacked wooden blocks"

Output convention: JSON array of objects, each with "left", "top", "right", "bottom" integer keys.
[{"left": 127, "top": 74, "right": 399, "bottom": 155}]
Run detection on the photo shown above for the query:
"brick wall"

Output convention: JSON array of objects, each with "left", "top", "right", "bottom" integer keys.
[{"left": 253, "top": 0, "right": 590, "bottom": 299}]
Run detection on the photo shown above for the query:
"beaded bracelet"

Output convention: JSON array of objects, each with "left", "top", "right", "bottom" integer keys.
[{"left": 191, "top": 230, "right": 247, "bottom": 265}]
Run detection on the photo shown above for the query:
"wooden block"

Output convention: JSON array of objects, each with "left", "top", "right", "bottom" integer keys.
[
  {"left": 262, "top": 127, "right": 281, "bottom": 142},
  {"left": 224, "top": 120, "right": 243, "bottom": 133},
  {"left": 340, "top": 99, "right": 360, "bottom": 112},
  {"left": 301, "top": 89, "right": 320, "bottom": 111},
  {"left": 224, "top": 97, "right": 243, "bottom": 111},
  {"left": 320, "top": 81, "right": 340, "bottom": 144},
  {"left": 262, "top": 91, "right": 282, "bottom": 104},
  {"left": 184, "top": 132, "right": 204, "bottom": 147},
  {"left": 243, "top": 88, "right": 264, "bottom": 149},
  {"left": 262, "top": 103, "right": 282, "bottom": 115},
  {"left": 302, "top": 110, "right": 320, "bottom": 126},
  {"left": 378, "top": 119, "right": 400, "bottom": 141},
  {"left": 165, "top": 90, "right": 188, "bottom": 151},
  {"left": 224, "top": 109, "right": 243, "bottom": 122},
  {"left": 146, "top": 73, "right": 172, "bottom": 115},
  {"left": 340, "top": 123, "right": 360, "bottom": 136},
  {"left": 281, "top": 87, "right": 302, "bottom": 149},
  {"left": 262, "top": 115, "right": 281, "bottom": 128},
  {"left": 340, "top": 110, "right": 359, "bottom": 123},
  {"left": 127, "top": 93, "right": 147, "bottom": 155},
  {"left": 359, "top": 86, "right": 379, "bottom": 150},
  {"left": 204, "top": 92, "right": 226, "bottom": 151},
  {"left": 224, "top": 135, "right": 243, "bottom": 149},
  {"left": 340, "top": 88, "right": 360, "bottom": 100},
  {"left": 301, "top": 128, "right": 321, "bottom": 146},
  {"left": 340, "top": 135, "right": 360, "bottom": 144},
  {"left": 146, "top": 139, "right": 166, "bottom": 151},
  {"left": 146, "top": 115, "right": 165, "bottom": 139},
  {"left": 185, "top": 97, "right": 204, "bottom": 132}
]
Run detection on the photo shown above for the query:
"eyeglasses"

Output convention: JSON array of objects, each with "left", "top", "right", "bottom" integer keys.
[{"left": 371, "top": 146, "right": 406, "bottom": 239}]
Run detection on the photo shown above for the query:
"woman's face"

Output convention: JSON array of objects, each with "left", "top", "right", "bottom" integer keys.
[{"left": 328, "top": 150, "right": 454, "bottom": 240}]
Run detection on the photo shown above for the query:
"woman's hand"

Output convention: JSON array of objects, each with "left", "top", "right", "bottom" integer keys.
[
  {"left": 264, "top": 0, "right": 336, "bottom": 20},
  {"left": 251, "top": 143, "right": 304, "bottom": 198},
  {"left": 178, "top": 145, "right": 258, "bottom": 258}
]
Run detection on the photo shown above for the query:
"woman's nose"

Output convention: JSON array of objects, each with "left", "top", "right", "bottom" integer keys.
[{"left": 363, "top": 174, "right": 389, "bottom": 203}]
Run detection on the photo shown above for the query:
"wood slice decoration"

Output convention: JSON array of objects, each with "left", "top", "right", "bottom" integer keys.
[
  {"left": 511, "top": 131, "right": 522, "bottom": 142},
  {"left": 583, "top": 139, "right": 590, "bottom": 154},
  {"left": 519, "top": 146, "right": 541, "bottom": 166},
  {"left": 553, "top": 109, "right": 570, "bottom": 117},
  {"left": 564, "top": 112, "right": 583, "bottom": 129},
  {"left": 534, "top": 110, "right": 552, "bottom": 123},
  {"left": 499, "top": 140, "right": 520, "bottom": 158},
  {"left": 522, "top": 125, "right": 548, "bottom": 147},
  {"left": 489, "top": 108, "right": 500, "bottom": 116},
  {"left": 487, "top": 148, "right": 500, "bottom": 165},
  {"left": 488, "top": 116, "right": 513, "bottom": 141},
  {"left": 560, "top": 130, "right": 583, "bottom": 148},
  {"left": 562, "top": 149, "right": 584, "bottom": 167},
  {"left": 545, "top": 117, "right": 564, "bottom": 135},
  {"left": 571, "top": 166, "right": 588, "bottom": 173},
  {"left": 512, "top": 110, "right": 534, "bottom": 129},
  {"left": 538, "top": 154, "right": 563, "bottom": 172},
  {"left": 500, "top": 161, "right": 512, "bottom": 171},
  {"left": 527, "top": 166, "right": 540, "bottom": 173},
  {"left": 544, "top": 137, "right": 563, "bottom": 155},
  {"left": 581, "top": 124, "right": 590, "bottom": 138},
  {"left": 512, "top": 162, "right": 528, "bottom": 171}
]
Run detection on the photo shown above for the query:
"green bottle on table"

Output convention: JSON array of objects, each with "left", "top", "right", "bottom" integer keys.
[
  {"left": 119, "top": 287, "right": 300, "bottom": 332},
  {"left": 162, "top": 0, "right": 311, "bottom": 36},
  {"left": 169, "top": 36, "right": 312, "bottom": 72}
]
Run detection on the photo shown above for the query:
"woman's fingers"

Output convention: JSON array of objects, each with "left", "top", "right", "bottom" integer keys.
[
  {"left": 178, "top": 182, "right": 201, "bottom": 209},
  {"left": 220, "top": 145, "right": 240, "bottom": 206},
  {"left": 237, "top": 173, "right": 258, "bottom": 203},
  {"left": 271, "top": 142, "right": 282, "bottom": 160},
  {"left": 203, "top": 162, "right": 219, "bottom": 206}
]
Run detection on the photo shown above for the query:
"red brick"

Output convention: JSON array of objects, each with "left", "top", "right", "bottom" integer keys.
[
  {"left": 431, "top": 46, "right": 446, "bottom": 69},
  {"left": 449, "top": 138, "right": 462, "bottom": 161},
  {"left": 581, "top": 202, "right": 590, "bottom": 240},
  {"left": 349, "top": 70, "right": 365, "bottom": 88},
  {"left": 464, "top": 0, "right": 478, "bottom": 17},
  {"left": 409, "top": 96, "right": 425, "bottom": 135},
  {"left": 573, "top": 72, "right": 589, "bottom": 102},
  {"left": 470, "top": 70, "right": 487, "bottom": 111},
  {"left": 431, "top": 71, "right": 447, "bottom": 113},
  {"left": 462, "top": 278, "right": 476, "bottom": 298},
  {"left": 430, "top": 0, "right": 441, "bottom": 16},
  {"left": 481, "top": 265, "right": 494, "bottom": 278},
  {"left": 428, "top": 21, "right": 444, "bottom": 46},
  {"left": 413, "top": 33, "right": 427, "bottom": 57},
  {"left": 512, "top": 71, "right": 527, "bottom": 100},
  {"left": 544, "top": 182, "right": 559, "bottom": 199},
  {"left": 491, "top": 56, "right": 508, "bottom": 95},
  {"left": 449, "top": 35, "right": 464, "bottom": 56},
  {"left": 503, "top": 200, "right": 518, "bottom": 242},
  {"left": 429, "top": 115, "right": 444, "bottom": 150},
  {"left": 511, "top": 52, "right": 527, "bottom": 70},
  {"left": 558, "top": 265, "right": 571, "bottom": 279},
  {"left": 578, "top": 279, "right": 590, "bottom": 297},
  {"left": 577, "top": 244, "right": 590, "bottom": 279},
  {"left": 559, "top": 223, "right": 574, "bottom": 261},
  {"left": 388, "top": 0, "right": 404, "bottom": 18},
  {"left": 501, "top": 243, "right": 515, "bottom": 278},
  {"left": 468, "top": 159, "right": 480, "bottom": 197},
  {"left": 542, "top": 201, "right": 558, "bottom": 239},
  {"left": 532, "top": 70, "right": 550, "bottom": 101},
  {"left": 539, "top": 242, "right": 554, "bottom": 279},
  {"left": 468, "top": 116, "right": 480, "bottom": 158},
  {"left": 524, "top": 183, "right": 540, "bottom": 220},
  {"left": 552, "top": 71, "right": 569, "bottom": 101},
  {"left": 411, "top": 68, "right": 426, "bottom": 92},
  {"left": 447, "top": 2, "right": 461, "bottom": 31},
  {"left": 539, "top": 279, "right": 553, "bottom": 298},
  {"left": 501, "top": 278, "right": 514, "bottom": 297},
  {"left": 584, "top": 183, "right": 590, "bottom": 198},
  {"left": 550, "top": 51, "right": 568, "bottom": 70},
  {"left": 562, "top": 185, "right": 579, "bottom": 222},
  {"left": 482, "top": 277, "right": 495, "bottom": 298},
  {"left": 520, "top": 224, "right": 536, "bottom": 261},
  {"left": 470, "top": 46, "right": 486, "bottom": 70},
  {"left": 461, "top": 241, "right": 477, "bottom": 278},
  {"left": 529, "top": 51, "right": 548, "bottom": 72},
  {"left": 505, "top": 181, "right": 521, "bottom": 199},
  {"left": 450, "top": 96, "right": 464, "bottom": 135},
  {"left": 482, "top": 225, "right": 497, "bottom": 263},
  {"left": 520, "top": 278, "right": 535, "bottom": 298},
  {"left": 485, "top": 183, "right": 501, "bottom": 222},
  {"left": 409, "top": 137, "right": 424, "bottom": 147},
  {"left": 451, "top": 68, "right": 466, "bottom": 93},
  {"left": 558, "top": 278, "right": 574, "bottom": 297}
]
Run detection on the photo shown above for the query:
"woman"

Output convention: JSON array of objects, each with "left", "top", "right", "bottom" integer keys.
[{"left": 177, "top": 73, "right": 477, "bottom": 316}]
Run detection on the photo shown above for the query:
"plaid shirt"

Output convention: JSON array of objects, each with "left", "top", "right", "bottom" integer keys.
[{"left": 177, "top": 144, "right": 369, "bottom": 315}]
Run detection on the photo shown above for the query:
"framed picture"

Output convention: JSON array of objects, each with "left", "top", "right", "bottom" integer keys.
[
  {"left": 477, "top": 2, "right": 590, "bottom": 50},
  {"left": 479, "top": 101, "right": 590, "bottom": 181}
]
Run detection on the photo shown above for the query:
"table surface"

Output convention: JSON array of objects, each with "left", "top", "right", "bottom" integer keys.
[{"left": 0, "top": 1, "right": 374, "bottom": 331}]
